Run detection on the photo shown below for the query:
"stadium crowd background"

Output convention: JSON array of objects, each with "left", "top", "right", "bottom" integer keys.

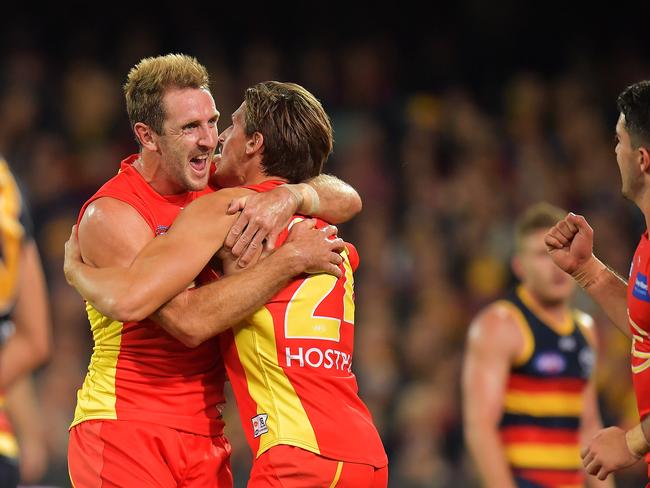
[{"left": 4, "top": 5, "right": 650, "bottom": 487}]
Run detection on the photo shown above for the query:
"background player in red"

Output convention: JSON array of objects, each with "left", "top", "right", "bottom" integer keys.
[
  {"left": 67, "top": 54, "right": 362, "bottom": 488},
  {"left": 64, "top": 81, "right": 388, "bottom": 487},
  {"left": 464, "top": 202, "right": 610, "bottom": 488},
  {"left": 545, "top": 80, "right": 650, "bottom": 484}
]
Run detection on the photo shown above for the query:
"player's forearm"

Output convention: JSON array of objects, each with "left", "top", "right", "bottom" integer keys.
[
  {"left": 465, "top": 424, "right": 517, "bottom": 488},
  {"left": 154, "top": 244, "right": 306, "bottom": 347},
  {"left": 575, "top": 256, "right": 630, "bottom": 338},
  {"left": 0, "top": 243, "right": 51, "bottom": 389},
  {"left": 295, "top": 174, "right": 362, "bottom": 224},
  {"left": 69, "top": 259, "right": 193, "bottom": 323}
]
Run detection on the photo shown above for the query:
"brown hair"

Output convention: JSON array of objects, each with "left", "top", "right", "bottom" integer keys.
[
  {"left": 243, "top": 81, "right": 333, "bottom": 183},
  {"left": 514, "top": 202, "right": 566, "bottom": 251},
  {"left": 123, "top": 54, "right": 210, "bottom": 136}
]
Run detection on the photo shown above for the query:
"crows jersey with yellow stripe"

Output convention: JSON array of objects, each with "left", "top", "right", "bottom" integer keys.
[
  {"left": 72, "top": 155, "right": 226, "bottom": 436},
  {"left": 220, "top": 180, "right": 387, "bottom": 468},
  {"left": 0, "top": 158, "right": 31, "bottom": 460},
  {"left": 498, "top": 286, "right": 594, "bottom": 488}
]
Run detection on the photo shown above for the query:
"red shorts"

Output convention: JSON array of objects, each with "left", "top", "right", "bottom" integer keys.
[
  {"left": 68, "top": 420, "right": 232, "bottom": 487},
  {"left": 248, "top": 445, "right": 388, "bottom": 488}
]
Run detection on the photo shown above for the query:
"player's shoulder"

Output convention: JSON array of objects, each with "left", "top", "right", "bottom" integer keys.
[
  {"left": 79, "top": 197, "right": 151, "bottom": 244},
  {"left": 573, "top": 309, "right": 595, "bottom": 329},
  {"left": 573, "top": 308, "right": 597, "bottom": 346},
  {"left": 469, "top": 299, "right": 523, "bottom": 337}
]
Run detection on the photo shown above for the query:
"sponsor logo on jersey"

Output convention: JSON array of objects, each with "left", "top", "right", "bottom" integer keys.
[
  {"left": 558, "top": 336, "right": 576, "bottom": 352},
  {"left": 534, "top": 351, "right": 567, "bottom": 375},
  {"left": 285, "top": 347, "right": 352, "bottom": 372},
  {"left": 252, "top": 413, "right": 269, "bottom": 438},
  {"left": 633, "top": 273, "right": 650, "bottom": 302},
  {"left": 155, "top": 225, "right": 170, "bottom": 236}
]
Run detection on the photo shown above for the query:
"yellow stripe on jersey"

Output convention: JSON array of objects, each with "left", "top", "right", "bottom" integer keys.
[
  {"left": 504, "top": 391, "right": 583, "bottom": 417},
  {"left": 505, "top": 443, "right": 582, "bottom": 469},
  {"left": 0, "top": 431, "right": 18, "bottom": 459},
  {"left": 0, "top": 159, "right": 25, "bottom": 313},
  {"left": 495, "top": 300, "right": 535, "bottom": 367},
  {"left": 328, "top": 461, "right": 343, "bottom": 488},
  {"left": 235, "top": 307, "right": 319, "bottom": 457},
  {"left": 71, "top": 304, "right": 122, "bottom": 427}
]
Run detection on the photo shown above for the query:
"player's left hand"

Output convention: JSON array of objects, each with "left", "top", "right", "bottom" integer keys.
[
  {"left": 224, "top": 186, "right": 300, "bottom": 267},
  {"left": 581, "top": 426, "right": 641, "bottom": 480},
  {"left": 63, "top": 225, "right": 82, "bottom": 286}
]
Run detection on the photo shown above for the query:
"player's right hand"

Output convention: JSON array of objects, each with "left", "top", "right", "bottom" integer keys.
[
  {"left": 544, "top": 213, "right": 594, "bottom": 275},
  {"left": 285, "top": 219, "right": 345, "bottom": 278},
  {"left": 63, "top": 225, "right": 82, "bottom": 285}
]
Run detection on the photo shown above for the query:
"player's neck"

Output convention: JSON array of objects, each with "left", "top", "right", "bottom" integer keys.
[
  {"left": 517, "top": 286, "right": 571, "bottom": 333},
  {"left": 134, "top": 154, "right": 186, "bottom": 195}
]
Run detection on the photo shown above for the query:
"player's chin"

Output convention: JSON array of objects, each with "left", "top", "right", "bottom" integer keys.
[{"left": 186, "top": 172, "right": 210, "bottom": 191}]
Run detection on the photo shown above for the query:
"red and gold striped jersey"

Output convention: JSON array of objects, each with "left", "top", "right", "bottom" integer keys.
[
  {"left": 498, "top": 287, "right": 593, "bottom": 488},
  {"left": 72, "top": 155, "right": 226, "bottom": 436},
  {"left": 627, "top": 231, "right": 650, "bottom": 476},
  {"left": 221, "top": 180, "right": 387, "bottom": 468}
]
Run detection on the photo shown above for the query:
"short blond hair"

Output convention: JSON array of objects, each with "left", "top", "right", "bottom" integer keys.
[
  {"left": 515, "top": 202, "right": 566, "bottom": 251},
  {"left": 123, "top": 54, "right": 210, "bottom": 135}
]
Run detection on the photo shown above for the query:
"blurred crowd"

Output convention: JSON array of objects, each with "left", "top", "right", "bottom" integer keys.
[{"left": 3, "top": 22, "right": 650, "bottom": 487}]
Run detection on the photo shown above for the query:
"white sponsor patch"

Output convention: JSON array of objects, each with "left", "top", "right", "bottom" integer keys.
[{"left": 252, "top": 413, "right": 269, "bottom": 438}]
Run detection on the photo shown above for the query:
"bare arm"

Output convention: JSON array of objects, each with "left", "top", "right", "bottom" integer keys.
[
  {"left": 224, "top": 174, "right": 362, "bottom": 266},
  {"left": 67, "top": 192, "right": 241, "bottom": 322},
  {"left": 152, "top": 220, "right": 343, "bottom": 347},
  {"left": 463, "top": 304, "right": 522, "bottom": 488},
  {"left": 546, "top": 213, "right": 631, "bottom": 338},
  {"left": 0, "top": 240, "right": 51, "bottom": 389},
  {"left": 66, "top": 192, "right": 345, "bottom": 346},
  {"left": 5, "top": 375, "right": 48, "bottom": 484},
  {"left": 581, "top": 381, "right": 614, "bottom": 487}
]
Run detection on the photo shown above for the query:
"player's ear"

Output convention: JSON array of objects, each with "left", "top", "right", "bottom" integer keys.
[
  {"left": 246, "top": 131, "right": 264, "bottom": 156},
  {"left": 639, "top": 145, "right": 650, "bottom": 173},
  {"left": 511, "top": 254, "right": 523, "bottom": 281},
  {"left": 134, "top": 122, "right": 159, "bottom": 152}
]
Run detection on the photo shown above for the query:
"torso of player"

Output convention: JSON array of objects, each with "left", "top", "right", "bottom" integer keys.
[
  {"left": 628, "top": 232, "right": 650, "bottom": 420},
  {"left": 72, "top": 155, "right": 226, "bottom": 436},
  {"left": 498, "top": 286, "right": 593, "bottom": 488},
  {"left": 220, "top": 180, "right": 387, "bottom": 468}
]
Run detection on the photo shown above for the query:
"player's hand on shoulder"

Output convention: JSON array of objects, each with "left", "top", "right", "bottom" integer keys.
[
  {"left": 284, "top": 219, "right": 345, "bottom": 278},
  {"left": 225, "top": 186, "right": 300, "bottom": 267},
  {"left": 63, "top": 225, "right": 82, "bottom": 286}
]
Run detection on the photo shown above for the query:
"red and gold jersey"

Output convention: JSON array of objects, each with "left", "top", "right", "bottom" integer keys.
[
  {"left": 72, "top": 155, "right": 225, "bottom": 436},
  {"left": 221, "top": 180, "right": 387, "bottom": 468},
  {"left": 627, "top": 231, "right": 650, "bottom": 477}
]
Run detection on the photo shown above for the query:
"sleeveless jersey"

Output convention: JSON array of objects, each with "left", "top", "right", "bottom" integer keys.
[
  {"left": 72, "top": 154, "right": 225, "bottom": 436},
  {"left": 220, "top": 180, "right": 387, "bottom": 467},
  {"left": 498, "top": 286, "right": 594, "bottom": 488}
]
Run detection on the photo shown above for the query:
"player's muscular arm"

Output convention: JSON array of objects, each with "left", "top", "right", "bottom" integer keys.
[
  {"left": 66, "top": 193, "right": 239, "bottom": 323},
  {"left": 153, "top": 218, "right": 345, "bottom": 347},
  {"left": 545, "top": 214, "right": 630, "bottom": 338},
  {"left": 225, "top": 174, "right": 362, "bottom": 266},
  {"left": 580, "top": 381, "right": 614, "bottom": 487},
  {"left": 0, "top": 240, "right": 51, "bottom": 389},
  {"left": 65, "top": 191, "right": 345, "bottom": 346},
  {"left": 463, "top": 304, "right": 523, "bottom": 488}
]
